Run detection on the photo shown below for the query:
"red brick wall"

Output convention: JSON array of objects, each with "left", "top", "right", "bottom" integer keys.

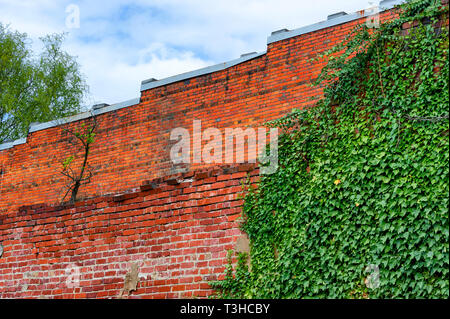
[
  {"left": 0, "top": 9, "right": 400, "bottom": 214},
  {"left": 0, "top": 164, "right": 258, "bottom": 298},
  {"left": 0, "top": 7, "right": 409, "bottom": 299}
]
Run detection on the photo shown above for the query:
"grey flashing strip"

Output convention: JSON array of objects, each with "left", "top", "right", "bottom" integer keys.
[
  {"left": 327, "top": 12, "right": 348, "bottom": 20},
  {"left": 267, "top": 0, "right": 405, "bottom": 44},
  {"left": 92, "top": 97, "right": 140, "bottom": 116},
  {"left": 0, "top": 137, "right": 27, "bottom": 151},
  {"left": 28, "top": 97, "right": 140, "bottom": 134},
  {"left": 140, "top": 51, "right": 266, "bottom": 92},
  {"left": 0, "top": 142, "right": 13, "bottom": 151}
]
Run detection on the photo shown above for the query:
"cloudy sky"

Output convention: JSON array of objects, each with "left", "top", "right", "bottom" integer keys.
[{"left": 0, "top": 0, "right": 376, "bottom": 106}]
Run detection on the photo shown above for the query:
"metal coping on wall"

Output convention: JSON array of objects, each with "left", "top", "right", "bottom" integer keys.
[
  {"left": 266, "top": 0, "right": 404, "bottom": 44},
  {"left": 0, "top": 98, "right": 140, "bottom": 151},
  {"left": 139, "top": 51, "right": 266, "bottom": 91}
]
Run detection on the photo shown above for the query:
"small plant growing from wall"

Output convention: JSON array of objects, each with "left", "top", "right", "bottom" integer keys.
[{"left": 60, "top": 113, "right": 97, "bottom": 203}]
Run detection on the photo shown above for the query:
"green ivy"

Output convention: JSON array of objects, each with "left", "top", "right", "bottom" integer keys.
[
  {"left": 209, "top": 250, "right": 251, "bottom": 299},
  {"left": 212, "top": 0, "right": 449, "bottom": 298}
]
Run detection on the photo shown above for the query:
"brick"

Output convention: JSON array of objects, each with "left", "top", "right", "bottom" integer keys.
[{"left": 0, "top": 5, "right": 436, "bottom": 300}]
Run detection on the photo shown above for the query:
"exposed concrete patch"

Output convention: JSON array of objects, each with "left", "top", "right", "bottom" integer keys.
[
  {"left": 118, "top": 263, "right": 140, "bottom": 298},
  {"left": 235, "top": 234, "right": 251, "bottom": 271},
  {"left": 235, "top": 235, "right": 250, "bottom": 254}
]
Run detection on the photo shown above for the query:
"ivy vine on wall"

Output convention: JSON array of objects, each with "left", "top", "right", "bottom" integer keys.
[{"left": 211, "top": 0, "right": 449, "bottom": 298}]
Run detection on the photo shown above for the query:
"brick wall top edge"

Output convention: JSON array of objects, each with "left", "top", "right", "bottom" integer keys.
[
  {"left": 0, "top": 98, "right": 140, "bottom": 152},
  {"left": 140, "top": 52, "right": 266, "bottom": 92},
  {"left": 0, "top": 137, "right": 27, "bottom": 151},
  {"left": 266, "top": 0, "right": 404, "bottom": 44}
]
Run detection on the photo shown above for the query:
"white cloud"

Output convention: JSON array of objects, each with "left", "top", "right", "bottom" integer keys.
[
  {"left": 68, "top": 42, "right": 213, "bottom": 104},
  {"left": 0, "top": 0, "right": 376, "bottom": 104}
]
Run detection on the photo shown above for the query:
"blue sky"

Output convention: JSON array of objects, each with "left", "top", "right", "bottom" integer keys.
[{"left": 0, "top": 0, "right": 376, "bottom": 106}]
